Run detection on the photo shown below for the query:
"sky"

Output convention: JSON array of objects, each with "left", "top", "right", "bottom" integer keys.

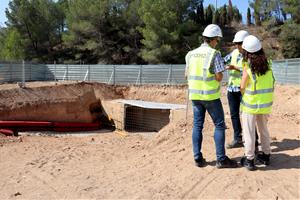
[
  {"left": 204, "top": 0, "right": 250, "bottom": 23},
  {"left": 0, "top": 0, "right": 250, "bottom": 27},
  {"left": 0, "top": 0, "right": 9, "bottom": 27}
]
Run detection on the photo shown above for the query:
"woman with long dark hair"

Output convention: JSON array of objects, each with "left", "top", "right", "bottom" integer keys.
[{"left": 240, "top": 35, "right": 275, "bottom": 171}]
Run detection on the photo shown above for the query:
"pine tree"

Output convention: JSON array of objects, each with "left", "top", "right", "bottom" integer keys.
[
  {"left": 232, "top": 6, "right": 242, "bottom": 22},
  {"left": 213, "top": 10, "right": 220, "bottom": 24},
  {"left": 5, "top": 0, "right": 64, "bottom": 61},
  {"left": 139, "top": 0, "right": 199, "bottom": 63},
  {"left": 281, "top": 0, "right": 300, "bottom": 23},
  {"left": 219, "top": 5, "right": 227, "bottom": 26},
  {"left": 197, "top": 1, "right": 205, "bottom": 25},
  {"left": 1, "top": 28, "right": 24, "bottom": 60},
  {"left": 279, "top": 22, "right": 300, "bottom": 58},
  {"left": 250, "top": 0, "right": 262, "bottom": 26},
  {"left": 65, "top": 0, "right": 143, "bottom": 64},
  {"left": 205, "top": 5, "right": 213, "bottom": 24},
  {"left": 228, "top": 0, "right": 233, "bottom": 22},
  {"left": 247, "top": 7, "right": 252, "bottom": 26}
]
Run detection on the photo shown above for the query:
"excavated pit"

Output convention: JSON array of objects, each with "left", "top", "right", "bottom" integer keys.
[
  {"left": 0, "top": 82, "right": 187, "bottom": 133},
  {"left": 102, "top": 99, "right": 186, "bottom": 132}
]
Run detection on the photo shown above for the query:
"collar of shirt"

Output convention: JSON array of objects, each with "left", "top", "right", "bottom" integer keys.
[
  {"left": 201, "top": 42, "right": 212, "bottom": 48},
  {"left": 237, "top": 53, "right": 242, "bottom": 62},
  {"left": 225, "top": 50, "right": 242, "bottom": 62},
  {"left": 227, "top": 85, "right": 241, "bottom": 92}
]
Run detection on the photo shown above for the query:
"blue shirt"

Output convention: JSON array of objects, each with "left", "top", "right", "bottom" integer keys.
[{"left": 212, "top": 52, "right": 226, "bottom": 74}]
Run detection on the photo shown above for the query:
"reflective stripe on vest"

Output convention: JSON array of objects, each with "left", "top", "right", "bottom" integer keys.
[
  {"left": 228, "top": 49, "right": 242, "bottom": 87},
  {"left": 188, "top": 75, "right": 215, "bottom": 81},
  {"left": 241, "top": 61, "right": 274, "bottom": 114},
  {"left": 244, "top": 88, "right": 274, "bottom": 95},
  {"left": 189, "top": 86, "right": 220, "bottom": 95},
  {"left": 241, "top": 100, "right": 273, "bottom": 109},
  {"left": 187, "top": 45, "right": 220, "bottom": 101}
]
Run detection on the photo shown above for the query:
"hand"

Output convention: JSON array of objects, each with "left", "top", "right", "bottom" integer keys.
[
  {"left": 184, "top": 71, "right": 188, "bottom": 80},
  {"left": 226, "top": 65, "right": 235, "bottom": 70}
]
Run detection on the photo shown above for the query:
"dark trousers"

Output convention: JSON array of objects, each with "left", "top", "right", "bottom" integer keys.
[{"left": 227, "top": 91, "right": 242, "bottom": 141}]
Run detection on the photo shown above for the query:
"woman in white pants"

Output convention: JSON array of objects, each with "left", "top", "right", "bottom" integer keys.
[{"left": 240, "top": 35, "right": 275, "bottom": 171}]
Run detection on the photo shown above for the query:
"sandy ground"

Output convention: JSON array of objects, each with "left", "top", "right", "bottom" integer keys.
[{"left": 0, "top": 82, "right": 299, "bottom": 199}]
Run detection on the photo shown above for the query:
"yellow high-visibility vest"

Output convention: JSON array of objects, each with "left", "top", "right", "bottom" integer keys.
[
  {"left": 187, "top": 45, "right": 220, "bottom": 100},
  {"left": 228, "top": 49, "right": 243, "bottom": 87},
  {"left": 241, "top": 61, "right": 275, "bottom": 114}
]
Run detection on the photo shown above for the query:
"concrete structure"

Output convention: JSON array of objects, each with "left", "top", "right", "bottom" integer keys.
[{"left": 101, "top": 99, "right": 186, "bottom": 132}]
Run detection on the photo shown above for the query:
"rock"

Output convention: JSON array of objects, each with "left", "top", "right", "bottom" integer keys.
[
  {"left": 271, "top": 137, "right": 277, "bottom": 141},
  {"left": 14, "top": 192, "right": 22, "bottom": 196}
]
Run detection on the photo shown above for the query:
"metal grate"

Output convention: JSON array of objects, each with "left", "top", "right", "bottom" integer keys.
[{"left": 124, "top": 106, "right": 170, "bottom": 132}]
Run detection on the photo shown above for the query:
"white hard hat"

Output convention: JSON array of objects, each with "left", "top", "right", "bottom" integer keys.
[
  {"left": 242, "top": 35, "right": 262, "bottom": 53},
  {"left": 202, "top": 24, "right": 223, "bottom": 38},
  {"left": 233, "top": 30, "right": 249, "bottom": 43}
]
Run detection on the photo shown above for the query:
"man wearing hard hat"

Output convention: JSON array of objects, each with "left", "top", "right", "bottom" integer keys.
[
  {"left": 185, "top": 24, "right": 238, "bottom": 168},
  {"left": 224, "top": 30, "right": 249, "bottom": 148},
  {"left": 224, "top": 30, "right": 259, "bottom": 149}
]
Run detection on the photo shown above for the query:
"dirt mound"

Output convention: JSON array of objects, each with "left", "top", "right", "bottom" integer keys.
[
  {"left": 0, "top": 82, "right": 98, "bottom": 122},
  {"left": 92, "top": 83, "right": 126, "bottom": 100},
  {"left": 122, "top": 85, "right": 187, "bottom": 104}
]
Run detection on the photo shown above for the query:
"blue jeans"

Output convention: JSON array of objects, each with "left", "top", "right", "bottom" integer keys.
[
  {"left": 192, "top": 99, "right": 226, "bottom": 161},
  {"left": 227, "top": 91, "right": 242, "bottom": 142}
]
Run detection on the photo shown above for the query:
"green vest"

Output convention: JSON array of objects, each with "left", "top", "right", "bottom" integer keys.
[
  {"left": 241, "top": 61, "right": 275, "bottom": 114},
  {"left": 187, "top": 45, "right": 220, "bottom": 101},
  {"left": 228, "top": 49, "right": 243, "bottom": 87}
]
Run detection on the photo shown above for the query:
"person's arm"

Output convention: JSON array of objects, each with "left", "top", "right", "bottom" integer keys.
[
  {"left": 240, "top": 67, "right": 249, "bottom": 94},
  {"left": 213, "top": 52, "right": 225, "bottom": 82},
  {"left": 224, "top": 52, "right": 239, "bottom": 71},
  {"left": 185, "top": 66, "right": 189, "bottom": 80},
  {"left": 226, "top": 65, "right": 241, "bottom": 72},
  {"left": 185, "top": 52, "right": 190, "bottom": 80},
  {"left": 223, "top": 52, "right": 232, "bottom": 65},
  {"left": 215, "top": 72, "right": 223, "bottom": 82},
  {"left": 224, "top": 51, "right": 242, "bottom": 72}
]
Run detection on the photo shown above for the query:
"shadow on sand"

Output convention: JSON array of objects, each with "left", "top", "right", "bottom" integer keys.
[
  {"left": 271, "top": 138, "right": 300, "bottom": 152},
  {"left": 259, "top": 138, "right": 300, "bottom": 170}
]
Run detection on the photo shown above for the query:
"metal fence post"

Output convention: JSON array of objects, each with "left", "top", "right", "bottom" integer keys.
[
  {"left": 170, "top": 64, "right": 173, "bottom": 85},
  {"left": 29, "top": 61, "right": 32, "bottom": 81},
  {"left": 285, "top": 60, "right": 288, "bottom": 84},
  {"left": 66, "top": 64, "right": 69, "bottom": 81},
  {"left": 88, "top": 64, "right": 91, "bottom": 81},
  {"left": 113, "top": 65, "right": 116, "bottom": 85},
  {"left": 54, "top": 61, "right": 57, "bottom": 81},
  {"left": 22, "top": 60, "right": 26, "bottom": 87},
  {"left": 139, "top": 65, "right": 142, "bottom": 85},
  {"left": 9, "top": 61, "right": 12, "bottom": 82},
  {"left": 167, "top": 65, "right": 172, "bottom": 84},
  {"left": 84, "top": 65, "right": 90, "bottom": 82},
  {"left": 44, "top": 62, "right": 47, "bottom": 80},
  {"left": 108, "top": 66, "right": 114, "bottom": 84}
]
